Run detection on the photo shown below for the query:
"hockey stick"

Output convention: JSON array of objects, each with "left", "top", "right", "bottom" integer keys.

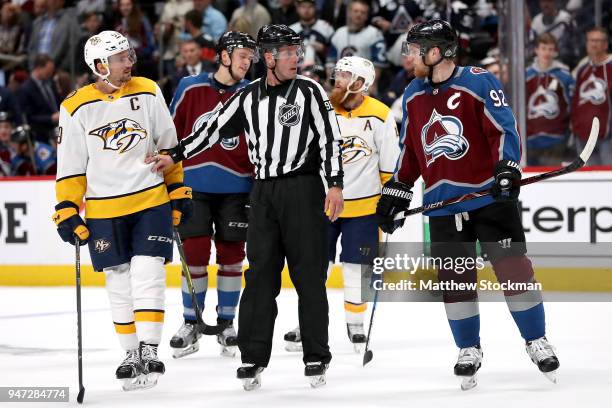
[
  {"left": 173, "top": 228, "right": 228, "bottom": 336},
  {"left": 363, "top": 233, "right": 389, "bottom": 366},
  {"left": 392, "top": 117, "right": 600, "bottom": 221},
  {"left": 74, "top": 238, "right": 85, "bottom": 404}
]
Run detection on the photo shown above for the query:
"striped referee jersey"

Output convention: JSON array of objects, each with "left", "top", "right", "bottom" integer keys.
[{"left": 176, "top": 74, "right": 344, "bottom": 188}]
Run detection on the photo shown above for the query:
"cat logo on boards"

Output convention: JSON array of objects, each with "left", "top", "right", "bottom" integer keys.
[
  {"left": 89, "top": 118, "right": 148, "bottom": 153},
  {"left": 341, "top": 135, "right": 372, "bottom": 164}
]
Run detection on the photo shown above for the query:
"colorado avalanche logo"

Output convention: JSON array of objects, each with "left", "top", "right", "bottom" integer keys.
[
  {"left": 89, "top": 118, "right": 147, "bottom": 153},
  {"left": 527, "top": 87, "right": 560, "bottom": 119},
  {"left": 192, "top": 103, "right": 238, "bottom": 150},
  {"left": 341, "top": 135, "right": 372, "bottom": 164},
  {"left": 578, "top": 74, "right": 607, "bottom": 105},
  {"left": 421, "top": 109, "right": 469, "bottom": 166}
]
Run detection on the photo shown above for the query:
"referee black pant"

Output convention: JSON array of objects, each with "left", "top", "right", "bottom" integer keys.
[{"left": 237, "top": 173, "right": 331, "bottom": 367}]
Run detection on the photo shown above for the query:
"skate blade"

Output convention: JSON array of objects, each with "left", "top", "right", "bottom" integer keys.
[
  {"left": 241, "top": 375, "right": 261, "bottom": 391},
  {"left": 172, "top": 341, "right": 199, "bottom": 359},
  {"left": 353, "top": 343, "right": 366, "bottom": 354},
  {"left": 120, "top": 373, "right": 160, "bottom": 391},
  {"left": 308, "top": 375, "right": 327, "bottom": 388},
  {"left": 459, "top": 374, "right": 478, "bottom": 391},
  {"left": 543, "top": 370, "right": 558, "bottom": 384},
  {"left": 220, "top": 345, "right": 237, "bottom": 358},
  {"left": 285, "top": 341, "right": 303, "bottom": 352}
]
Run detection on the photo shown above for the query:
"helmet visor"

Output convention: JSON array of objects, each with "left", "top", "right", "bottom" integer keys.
[
  {"left": 108, "top": 47, "right": 137, "bottom": 65},
  {"left": 401, "top": 41, "right": 421, "bottom": 57}
]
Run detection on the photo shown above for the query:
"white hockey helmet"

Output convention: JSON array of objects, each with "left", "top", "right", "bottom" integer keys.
[
  {"left": 84, "top": 31, "right": 135, "bottom": 81},
  {"left": 333, "top": 56, "right": 376, "bottom": 94}
]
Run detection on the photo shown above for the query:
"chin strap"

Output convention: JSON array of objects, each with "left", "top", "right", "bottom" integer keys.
[
  {"left": 423, "top": 52, "right": 445, "bottom": 85},
  {"left": 221, "top": 56, "right": 242, "bottom": 83},
  {"left": 267, "top": 59, "right": 287, "bottom": 85}
]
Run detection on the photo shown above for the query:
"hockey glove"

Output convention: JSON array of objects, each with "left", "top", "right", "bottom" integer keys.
[
  {"left": 52, "top": 201, "right": 89, "bottom": 245},
  {"left": 491, "top": 160, "right": 521, "bottom": 202},
  {"left": 376, "top": 180, "right": 413, "bottom": 234},
  {"left": 168, "top": 183, "right": 193, "bottom": 226}
]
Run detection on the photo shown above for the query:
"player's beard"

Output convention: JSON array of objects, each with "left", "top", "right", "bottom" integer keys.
[
  {"left": 413, "top": 62, "right": 429, "bottom": 78},
  {"left": 329, "top": 86, "right": 348, "bottom": 108}
]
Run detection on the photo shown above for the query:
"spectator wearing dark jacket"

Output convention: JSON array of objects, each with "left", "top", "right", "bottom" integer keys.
[{"left": 17, "top": 54, "right": 59, "bottom": 144}]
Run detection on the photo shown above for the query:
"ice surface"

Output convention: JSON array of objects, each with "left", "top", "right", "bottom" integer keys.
[{"left": 0, "top": 287, "right": 610, "bottom": 407}]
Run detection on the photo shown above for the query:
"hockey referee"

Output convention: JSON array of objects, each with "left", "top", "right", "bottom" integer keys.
[{"left": 148, "top": 24, "right": 344, "bottom": 388}]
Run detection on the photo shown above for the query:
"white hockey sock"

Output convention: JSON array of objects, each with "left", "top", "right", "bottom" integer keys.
[
  {"left": 104, "top": 263, "right": 139, "bottom": 351},
  {"left": 343, "top": 263, "right": 367, "bottom": 325},
  {"left": 131, "top": 255, "right": 166, "bottom": 345}
]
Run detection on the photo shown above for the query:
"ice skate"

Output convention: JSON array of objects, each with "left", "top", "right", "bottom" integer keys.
[
  {"left": 237, "top": 363, "right": 264, "bottom": 391},
  {"left": 115, "top": 349, "right": 144, "bottom": 391},
  {"left": 453, "top": 346, "right": 483, "bottom": 391},
  {"left": 347, "top": 323, "right": 367, "bottom": 353},
  {"left": 138, "top": 343, "right": 165, "bottom": 389},
  {"left": 305, "top": 362, "right": 328, "bottom": 388},
  {"left": 284, "top": 326, "right": 302, "bottom": 352},
  {"left": 526, "top": 337, "right": 559, "bottom": 384},
  {"left": 169, "top": 321, "right": 201, "bottom": 358},
  {"left": 217, "top": 318, "right": 238, "bottom": 357}
]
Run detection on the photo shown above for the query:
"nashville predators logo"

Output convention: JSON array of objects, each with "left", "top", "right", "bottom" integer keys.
[
  {"left": 89, "top": 118, "right": 148, "bottom": 153},
  {"left": 94, "top": 239, "right": 111, "bottom": 253},
  {"left": 341, "top": 135, "right": 372, "bottom": 164}
]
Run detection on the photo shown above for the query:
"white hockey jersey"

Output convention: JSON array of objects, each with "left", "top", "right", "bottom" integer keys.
[
  {"left": 327, "top": 25, "right": 389, "bottom": 68},
  {"left": 56, "top": 77, "right": 183, "bottom": 219},
  {"left": 334, "top": 96, "right": 400, "bottom": 217}
]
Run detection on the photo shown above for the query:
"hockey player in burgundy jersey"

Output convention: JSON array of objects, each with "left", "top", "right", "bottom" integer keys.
[
  {"left": 376, "top": 20, "right": 559, "bottom": 390},
  {"left": 168, "top": 31, "right": 256, "bottom": 359}
]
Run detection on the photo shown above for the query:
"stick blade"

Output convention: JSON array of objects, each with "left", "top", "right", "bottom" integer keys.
[
  {"left": 362, "top": 350, "right": 373, "bottom": 366},
  {"left": 579, "top": 117, "right": 600, "bottom": 163},
  {"left": 77, "top": 387, "right": 85, "bottom": 404}
]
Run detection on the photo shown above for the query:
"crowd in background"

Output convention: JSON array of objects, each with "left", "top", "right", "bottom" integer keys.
[{"left": 0, "top": 0, "right": 611, "bottom": 176}]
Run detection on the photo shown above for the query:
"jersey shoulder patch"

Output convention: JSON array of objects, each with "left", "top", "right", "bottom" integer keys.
[
  {"left": 358, "top": 96, "right": 390, "bottom": 122},
  {"left": 122, "top": 76, "right": 157, "bottom": 98},
  {"left": 61, "top": 84, "right": 103, "bottom": 116},
  {"left": 469, "top": 66, "right": 488, "bottom": 75}
]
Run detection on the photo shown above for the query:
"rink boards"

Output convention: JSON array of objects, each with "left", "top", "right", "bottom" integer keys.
[{"left": 0, "top": 169, "right": 611, "bottom": 290}]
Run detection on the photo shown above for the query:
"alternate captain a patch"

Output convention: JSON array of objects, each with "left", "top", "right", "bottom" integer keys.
[{"left": 89, "top": 118, "right": 148, "bottom": 153}]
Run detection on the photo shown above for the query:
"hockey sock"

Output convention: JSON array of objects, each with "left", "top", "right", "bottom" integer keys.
[
  {"left": 217, "top": 262, "right": 243, "bottom": 320},
  {"left": 342, "top": 263, "right": 366, "bottom": 324},
  {"left": 182, "top": 236, "right": 211, "bottom": 322},
  {"left": 181, "top": 266, "right": 207, "bottom": 322},
  {"left": 104, "top": 262, "right": 139, "bottom": 350},
  {"left": 215, "top": 240, "right": 245, "bottom": 320},
  {"left": 445, "top": 300, "right": 481, "bottom": 348},
  {"left": 131, "top": 255, "right": 166, "bottom": 345}
]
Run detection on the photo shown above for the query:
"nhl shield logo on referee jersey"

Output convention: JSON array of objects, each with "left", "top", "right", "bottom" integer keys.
[
  {"left": 89, "top": 118, "right": 148, "bottom": 153},
  {"left": 278, "top": 103, "right": 301, "bottom": 127},
  {"left": 421, "top": 109, "right": 469, "bottom": 166}
]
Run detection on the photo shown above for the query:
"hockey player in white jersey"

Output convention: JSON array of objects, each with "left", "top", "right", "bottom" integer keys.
[
  {"left": 52, "top": 31, "right": 192, "bottom": 391},
  {"left": 284, "top": 56, "right": 400, "bottom": 353}
]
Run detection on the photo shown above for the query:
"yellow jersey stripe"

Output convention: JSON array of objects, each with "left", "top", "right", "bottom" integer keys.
[
  {"left": 164, "top": 162, "right": 184, "bottom": 186},
  {"left": 85, "top": 183, "right": 169, "bottom": 219},
  {"left": 341, "top": 194, "right": 380, "bottom": 218},
  {"left": 56, "top": 174, "right": 87, "bottom": 207}
]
